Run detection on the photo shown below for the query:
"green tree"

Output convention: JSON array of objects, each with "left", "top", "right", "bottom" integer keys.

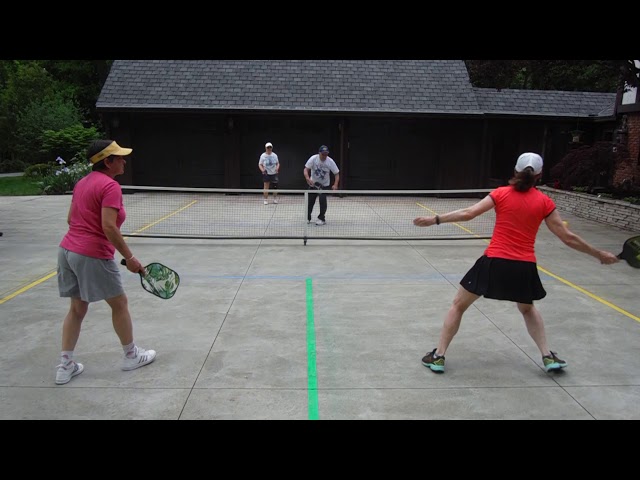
[
  {"left": 0, "top": 61, "right": 58, "bottom": 160},
  {"left": 14, "top": 94, "right": 83, "bottom": 164},
  {"left": 0, "top": 60, "right": 112, "bottom": 163},
  {"left": 465, "top": 60, "right": 624, "bottom": 92},
  {"left": 39, "top": 60, "right": 112, "bottom": 124}
]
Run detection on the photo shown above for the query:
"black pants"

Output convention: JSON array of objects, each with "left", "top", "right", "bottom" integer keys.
[{"left": 308, "top": 187, "right": 328, "bottom": 221}]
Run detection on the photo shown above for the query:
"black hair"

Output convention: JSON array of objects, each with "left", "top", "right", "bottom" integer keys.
[
  {"left": 508, "top": 168, "right": 539, "bottom": 192},
  {"left": 88, "top": 139, "right": 114, "bottom": 172}
]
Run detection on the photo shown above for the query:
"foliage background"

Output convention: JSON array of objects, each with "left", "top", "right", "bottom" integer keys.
[{"left": 0, "top": 60, "right": 637, "bottom": 195}]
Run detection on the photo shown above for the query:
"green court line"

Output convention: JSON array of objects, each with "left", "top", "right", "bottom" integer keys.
[{"left": 305, "top": 278, "right": 319, "bottom": 420}]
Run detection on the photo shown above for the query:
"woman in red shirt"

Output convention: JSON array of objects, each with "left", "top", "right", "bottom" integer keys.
[{"left": 413, "top": 152, "right": 619, "bottom": 374}]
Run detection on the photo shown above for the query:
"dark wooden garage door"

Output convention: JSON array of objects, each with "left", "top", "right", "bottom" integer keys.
[
  {"left": 347, "top": 117, "right": 443, "bottom": 189},
  {"left": 131, "top": 114, "right": 227, "bottom": 187}
]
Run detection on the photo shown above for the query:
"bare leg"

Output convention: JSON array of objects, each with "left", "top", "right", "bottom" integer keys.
[
  {"left": 263, "top": 182, "right": 270, "bottom": 200},
  {"left": 61, "top": 297, "right": 89, "bottom": 351},
  {"left": 105, "top": 294, "right": 133, "bottom": 346},
  {"left": 518, "top": 302, "right": 550, "bottom": 357},
  {"left": 435, "top": 287, "right": 479, "bottom": 355}
]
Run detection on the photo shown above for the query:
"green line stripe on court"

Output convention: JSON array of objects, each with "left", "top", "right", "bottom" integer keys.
[{"left": 305, "top": 278, "right": 319, "bottom": 420}]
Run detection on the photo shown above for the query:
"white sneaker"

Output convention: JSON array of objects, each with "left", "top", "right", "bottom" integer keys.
[
  {"left": 263, "top": 200, "right": 268, "bottom": 205},
  {"left": 274, "top": 199, "right": 279, "bottom": 204},
  {"left": 315, "top": 219, "right": 326, "bottom": 226},
  {"left": 55, "top": 361, "right": 84, "bottom": 385},
  {"left": 122, "top": 346, "right": 157, "bottom": 371}
]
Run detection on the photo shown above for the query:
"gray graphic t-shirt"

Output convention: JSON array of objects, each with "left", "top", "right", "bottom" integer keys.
[
  {"left": 305, "top": 155, "right": 339, "bottom": 187},
  {"left": 259, "top": 153, "right": 279, "bottom": 175}
]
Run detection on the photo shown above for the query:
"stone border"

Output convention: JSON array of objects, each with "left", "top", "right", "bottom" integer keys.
[{"left": 539, "top": 186, "right": 640, "bottom": 232}]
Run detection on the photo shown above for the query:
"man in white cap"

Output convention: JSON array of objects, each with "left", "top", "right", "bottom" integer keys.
[
  {"left": 258, "top": 142, "right": 280, "bottom": 204},
  {"left": 413, "top": 151, "right": 618, "bottom": 375}
]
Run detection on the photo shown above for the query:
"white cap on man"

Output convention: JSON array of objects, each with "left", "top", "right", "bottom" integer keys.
[
  {"left": 265, "top": 142, "right": 273, "bottom": 148},
  {"left": 515, "top": 152, "right": 543, "bottom": 174}
]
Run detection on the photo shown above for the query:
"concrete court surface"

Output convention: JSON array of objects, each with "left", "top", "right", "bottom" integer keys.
[{"left": 1, "top": 194, "right": 639, "bottom": 420}]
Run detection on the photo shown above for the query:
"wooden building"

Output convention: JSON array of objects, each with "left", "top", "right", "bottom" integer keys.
[{"left": 96, "top": 60, "right": 616, "bottom": 189}]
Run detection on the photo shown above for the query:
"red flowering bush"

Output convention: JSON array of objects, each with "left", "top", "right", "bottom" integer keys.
[{"left": 550, "top": 141, "right": 628, "bottom": 191}]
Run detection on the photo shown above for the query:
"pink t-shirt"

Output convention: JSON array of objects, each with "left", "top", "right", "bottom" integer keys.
[
  {"left": 60, "top": 171, "right": 126, "bottom": 259},
  {"left": 485, "top": 185, "right": 556, "bottom": 263}
]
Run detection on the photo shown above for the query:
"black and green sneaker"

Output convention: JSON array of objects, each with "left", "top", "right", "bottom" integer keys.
[
  {"left": 543, "top": 351, "right": 568, "bottom": 372},
  {"left": 422, "top": 348, "right": 445, "bottom": 373}
]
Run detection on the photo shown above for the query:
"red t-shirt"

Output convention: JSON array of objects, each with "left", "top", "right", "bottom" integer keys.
[
  {"left": 484, "top": 185, "right": 556, "bottom": 263},
  {"left": 60, "top": 171, "right": 125, "bottom": 259}
]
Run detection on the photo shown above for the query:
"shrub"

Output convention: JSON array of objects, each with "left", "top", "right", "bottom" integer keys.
[
  {"left": 14, "top": 93, "right": 82, "bottom": 165},
  {"left": 550, "top": 141, "right": 629, "bottom": 191},
  {"left": 0, "top": 158, "right": 26, "bottom": 173},
  {"left": 39, "top": 158, "right": 92, "bottom": 194},
  {"left": 40, "top": 125, "right": 101, "bottom": 163},
  {"left": 571, "top": 186, "right": 589, "bottom": 193},
  {"left": 24, "top": 163, "right": 55, "bottom": 178}
]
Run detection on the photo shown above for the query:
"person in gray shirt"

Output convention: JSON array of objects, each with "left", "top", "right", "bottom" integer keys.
[
  {"left": 303, "top": 145, "right": 340, "bottom": 225},
  {"left": 259, "top": 142, "right": 280, "bottom": 204}
]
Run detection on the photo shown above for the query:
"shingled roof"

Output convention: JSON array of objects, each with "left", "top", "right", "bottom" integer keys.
[
  {"left": 97, "top": 61, "right": 618, "bottom": 119},
  {"left": 96, "top": 60, "right": 483, "bottom": 115},
  {"left": 473, "top": 87, "right": 616, "bottom": 118}
]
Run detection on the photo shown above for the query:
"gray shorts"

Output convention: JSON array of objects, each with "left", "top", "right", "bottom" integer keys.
[{"left": 57, "top": 247, "right": 125, "bottom": 303}]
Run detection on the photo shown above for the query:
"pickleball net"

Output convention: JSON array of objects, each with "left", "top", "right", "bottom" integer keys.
[{"left": 120, "top": 186, "right": 495, "bottom": 242}]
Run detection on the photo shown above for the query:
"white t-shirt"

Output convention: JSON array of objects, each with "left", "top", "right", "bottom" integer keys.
[
  {"left": 305, "top": 155, "right": 339, "bottom": 187},
  {"left": 259, "top": 152, "right": 279, "bottom": 175}
]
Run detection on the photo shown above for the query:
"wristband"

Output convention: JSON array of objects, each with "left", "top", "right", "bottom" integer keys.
[
  {"left": 126, "top": 255, "right": 135, "bottom": 261},
  {"left": 435, "top": 215, "right": 440, "bottom": 225}
]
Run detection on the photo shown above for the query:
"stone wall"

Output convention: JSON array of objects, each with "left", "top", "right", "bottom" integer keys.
[{"left": 539, "top": 186, "right": 640, "bottom": 232}]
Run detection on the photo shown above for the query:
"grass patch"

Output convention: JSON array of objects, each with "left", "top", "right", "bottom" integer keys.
[{"left": 0, "top": 176, "right": 42, "bottom": 195}]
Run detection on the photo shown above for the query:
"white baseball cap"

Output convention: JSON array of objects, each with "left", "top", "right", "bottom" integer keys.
[
  {"left": 265, "top": 142, "right": 273, "bottom": 148},
  {"left": 515, "top": 152, "right": 543, "bottom": 174}
]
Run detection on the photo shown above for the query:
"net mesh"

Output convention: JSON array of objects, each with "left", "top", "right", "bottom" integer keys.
[{"left": 120, "top": 187, "right": 495, "bottom": 241}]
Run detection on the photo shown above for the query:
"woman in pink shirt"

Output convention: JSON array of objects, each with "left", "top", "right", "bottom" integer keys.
[
  {"left": 413, "top": 152, "right": 619, "bottom": 374},
  {"left": 55, "top": 139, "right": 156, "bottom": 385}
]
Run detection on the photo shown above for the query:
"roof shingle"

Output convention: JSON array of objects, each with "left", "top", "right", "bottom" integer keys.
[
  {"left": 473, "top": 87, "right": 615, "bottom": 118},
  {"left": 97, "top": 60, "right": 483, "bottom": 115}
]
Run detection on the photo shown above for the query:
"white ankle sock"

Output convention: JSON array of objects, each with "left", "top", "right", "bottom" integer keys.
[
  {"left": 123, "top": 342, "right": 137, "bottom": 358},
  {"left": 60, "top": 351, "right": 74, "bottom": 365}
]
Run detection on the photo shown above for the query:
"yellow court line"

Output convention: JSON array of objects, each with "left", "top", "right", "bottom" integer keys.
[
  {"left": 1, "top": 200, "right": 198, "bottom": 304},
  {"left": 127, "top": 200, "right": 198, "bottom": 235},
  {"left": 416, "top": 202, "right": 480, "bottom": 236},
  {"left": 536, "top": 266, "right": 640, "bottom": 322},
  {"left": 0, "top": 270, "right": 57, "bottom": 305},
  {"left": 415, "top": 203, "right": 640, "bottom": 323}
]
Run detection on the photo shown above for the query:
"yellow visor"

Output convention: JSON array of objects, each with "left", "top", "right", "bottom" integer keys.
[{"left": 89, "top": 141, "right": 133, "bottom": 164}]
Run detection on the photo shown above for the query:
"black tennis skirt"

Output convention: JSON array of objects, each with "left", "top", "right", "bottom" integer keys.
[{"left": 460, "top": 255, "right": 546, "bottom": 304}]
